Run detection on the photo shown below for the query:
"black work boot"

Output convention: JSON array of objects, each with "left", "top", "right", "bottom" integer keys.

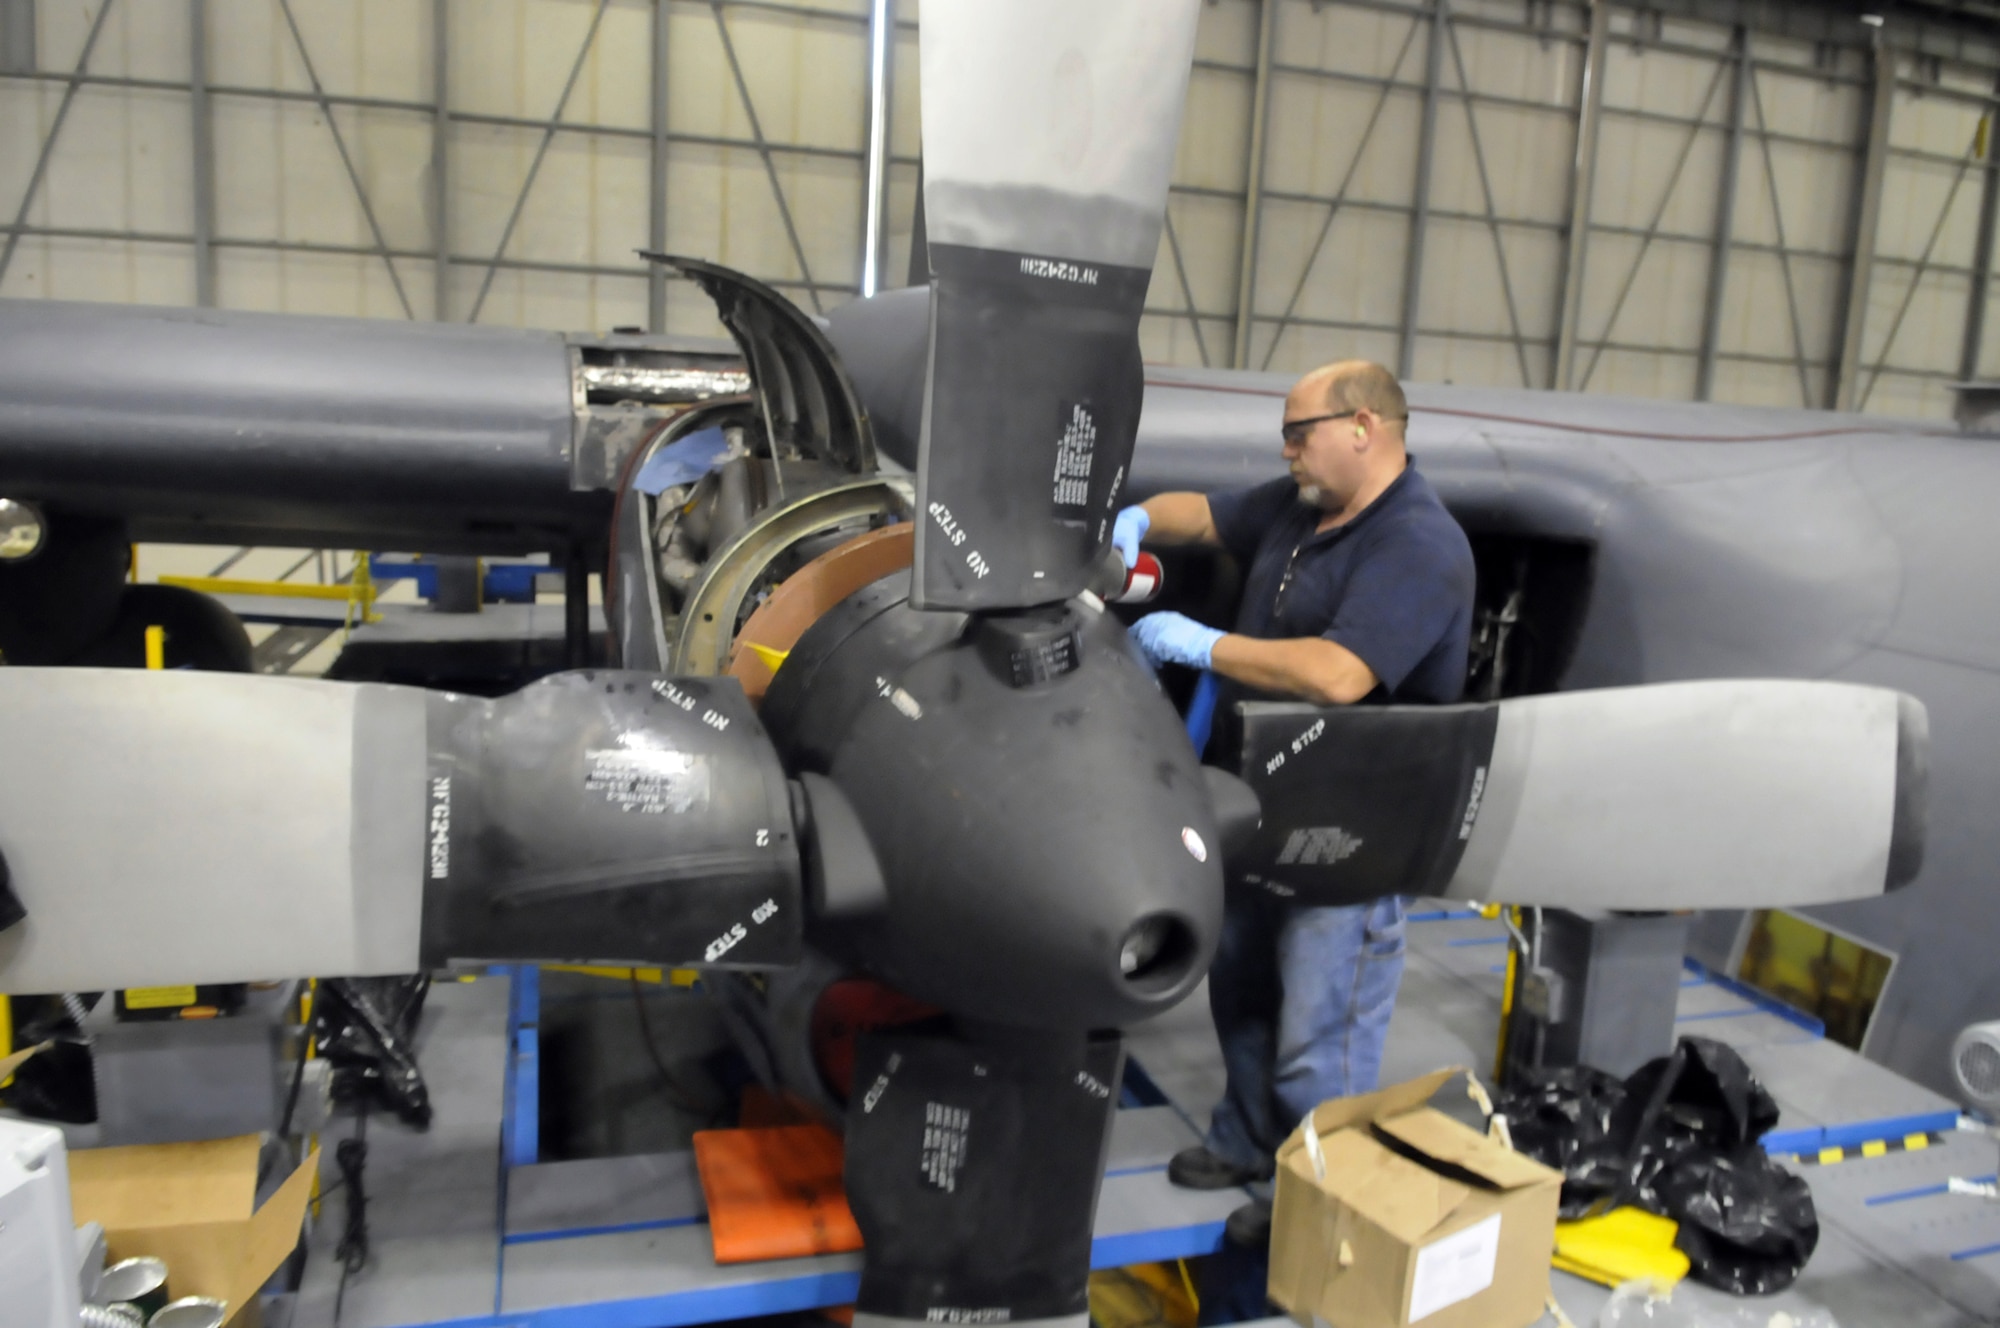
[
  {"left": 1167, "top": 1145, "right": 1272, "bottom": 1190},
  {"left": 1225, "top": 1196, "right": 1274, "bottom": 1248}
]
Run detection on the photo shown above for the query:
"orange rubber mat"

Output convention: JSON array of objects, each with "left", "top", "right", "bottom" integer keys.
[{"left": 692, "top": 1123, "right": 864, "bottom": 1264}]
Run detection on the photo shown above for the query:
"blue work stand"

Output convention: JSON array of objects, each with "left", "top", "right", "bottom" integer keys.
[{"left": 292, "top": 968, "right": 1244, "bottom": 1328}]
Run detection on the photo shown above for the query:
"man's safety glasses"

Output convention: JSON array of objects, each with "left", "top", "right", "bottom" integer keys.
[{"left": 1280, "top": 410, "right": 1358, "bottom": 446}]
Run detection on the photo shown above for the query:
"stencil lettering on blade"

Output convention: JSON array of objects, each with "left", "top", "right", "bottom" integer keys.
[
  {"left": 703, "top": 898, "right": 780, "bottom": 962},
  {"left": 1458, "top": 766, "right": 1487, "bottom": 840},
  {"left": 922, "top": 1101, "right": 971, "bottom": 1193},
  {"left": 1053, "top": 404, "right": 1097, "bottom": 511},
  {"left": 862, "top": 1052, "right": 903, "bottom": 1114},
  {"left": 1020, "top": 256, "right": 1098, "bottom": 285},
  {"left": 428, "top": 776, "right": 452, "bottom": 879},
  {"left": 929, "top": 501, "right": 991, "bottom": 580},
  {"left": 1276, "top": 827, "right": 1363, "bottom": 866}
]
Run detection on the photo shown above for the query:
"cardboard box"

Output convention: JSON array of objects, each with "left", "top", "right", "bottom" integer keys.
[
  {"left": 67, "top": 1134, "right": 317, "bottom": 1325},
  {"left": 1268, "top": 1068, "right": 1561, "bottom": 1328}
]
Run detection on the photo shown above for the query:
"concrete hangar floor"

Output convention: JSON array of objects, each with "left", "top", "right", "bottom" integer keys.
[{"left": 284, "top": 906, "right": 1997, "bottom": 1328}]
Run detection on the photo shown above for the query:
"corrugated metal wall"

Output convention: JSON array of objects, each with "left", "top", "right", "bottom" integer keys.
[{"left": 7, "top": 0, "right": 2000, "bottom": 420}]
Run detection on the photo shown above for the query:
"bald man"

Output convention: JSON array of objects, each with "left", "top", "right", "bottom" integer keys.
[{"left": 1114, "top": 361, "right": 1475, "bottom": 1239}]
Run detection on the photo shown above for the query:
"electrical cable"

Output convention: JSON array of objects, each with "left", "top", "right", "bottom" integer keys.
[
  {"left": 629, "top": 973, "right": 724, "bottom": 1126},
  {"left": 332, "top": 1105, "right": 369, "bottom": 1326}
]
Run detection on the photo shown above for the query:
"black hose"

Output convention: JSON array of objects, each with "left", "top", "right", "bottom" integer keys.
[{"left": 331, "top": 1107, "right": 370, "bottom": 1326}]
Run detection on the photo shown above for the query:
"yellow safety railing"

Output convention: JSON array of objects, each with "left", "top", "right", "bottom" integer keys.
[
  {"left": 161, "top": 552, "right": 380, "bottom": 625},
  {"left": 1488, "top": 903, "right": 1518, "bottom": 1081}
]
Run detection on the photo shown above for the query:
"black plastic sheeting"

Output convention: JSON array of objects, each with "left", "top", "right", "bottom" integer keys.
[
  {"left": 315, "top": 976, "right": 434, "bottom": 1129},
  {"left": 1498, "top": 1036, "right": 1817, "bottom": 1296},
  {"left": 0, "top": 994, "right": 95, "bottom": 1124}
]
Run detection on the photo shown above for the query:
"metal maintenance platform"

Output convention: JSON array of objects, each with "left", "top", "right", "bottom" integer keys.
[
  {"left": 289, "top": 970, "right": 1245, "bottom": 1328},
  {"left": 1141, "top": 906, "right": 1999, "bottom": 1327},
  {"left": 290, "top": 908, "right": 2000, "bottom": 1328}
]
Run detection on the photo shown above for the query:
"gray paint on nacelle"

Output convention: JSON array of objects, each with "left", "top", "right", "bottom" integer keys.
[
  {"left": 0, "top": 298, "right": 597, "bottom": 552},
  {"left": 1129, "top": 366, "right": 1998, "bottom": 1100}
]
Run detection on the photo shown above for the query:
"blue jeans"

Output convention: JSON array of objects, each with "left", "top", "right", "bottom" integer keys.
[{"left": 1203, "top": 891, "right": 1408, "bottom": 1172}]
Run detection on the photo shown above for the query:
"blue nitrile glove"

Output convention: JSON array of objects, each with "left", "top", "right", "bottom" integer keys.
[
  {"left": 1112, "top": 505, "right": 1150, "bottom": 569},
  {"left": 1131, "top": 611, "right": 1225, "bottom": 671}
]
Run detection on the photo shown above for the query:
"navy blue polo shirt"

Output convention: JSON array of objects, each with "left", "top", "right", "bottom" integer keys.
[{"left": 1207, "top": 465, "right": 1475, "bottom": 704}]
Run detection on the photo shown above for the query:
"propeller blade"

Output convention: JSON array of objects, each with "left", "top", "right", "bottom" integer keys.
[
  {"left": 909, "top": 0, "right": 1202, "bottom": 611},
  {"left": 0, "top": 669, "right": 805, "bottom": 993},
  {"left": 1230, "top": 680, "right": 1927, "bottom": 911}
]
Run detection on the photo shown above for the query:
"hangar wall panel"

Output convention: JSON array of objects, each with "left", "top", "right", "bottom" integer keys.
[
  {"left": 1, "top": 0, "right": 875, "bottom": 339},
  {"left": 9, "top": 0, "right": 2000, "bottom": 421}
]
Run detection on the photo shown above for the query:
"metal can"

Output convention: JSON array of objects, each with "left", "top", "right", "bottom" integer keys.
[
  {"left": 1112, "top": 551, "right": 1164, "bottom": 604},
  {"left": 80, "top": 1306, "right": 142, "bottom": 1328},
  {"left": 147, "top": 1299, "right": 229, "bottom": 1328},
  {"left": 99, "top": 1258, "right": 170, "bottom": 1318}
]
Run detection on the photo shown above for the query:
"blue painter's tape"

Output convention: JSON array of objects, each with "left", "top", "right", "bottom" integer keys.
[
  {"left": 1866, "top": 1181, "right": 1949, "bottom": 1206},
  {"left": 1867, "top": 1175, "right": 1996, "bottom": 1207},
  {"left": 635, "top": 426, "right": 731, "bottom": 495},
  {"left": 1408, "top": 909, "right": 1484, "bottom": 922},
  {"left": 1446, "top": 936, "right": 1508, "bottom": 948},
  {"left": 1952, "top": 1242, "right": 2000, "bottom": 1263},
  {"left": 1185, "top": 670, "right": 1219, "bottom": 757}
]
